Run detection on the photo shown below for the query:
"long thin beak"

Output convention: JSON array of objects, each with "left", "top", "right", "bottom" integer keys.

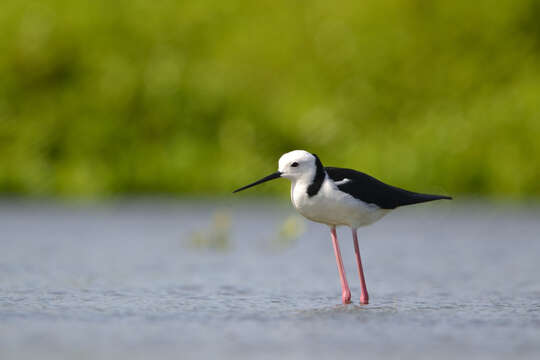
[{"left": 233, "top": 171, "right": 282, "bottom": 193}]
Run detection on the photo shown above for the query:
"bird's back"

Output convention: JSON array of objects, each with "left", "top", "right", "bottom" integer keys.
[{"left": 325, "top": 167, "right": 451, "bottom": 209}]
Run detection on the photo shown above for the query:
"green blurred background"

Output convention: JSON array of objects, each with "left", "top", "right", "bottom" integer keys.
[{"left": 1, "top": 0, "right": 539, "bottom": 198}]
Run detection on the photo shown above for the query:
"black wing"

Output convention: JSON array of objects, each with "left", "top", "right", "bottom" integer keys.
[{"left": 325, "top": 167, "right": 452, "bottom": 209}]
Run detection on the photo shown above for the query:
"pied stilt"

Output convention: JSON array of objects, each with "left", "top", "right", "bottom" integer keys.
[{"left": 234, "top": 150, "right": 451, "bottom": 305}]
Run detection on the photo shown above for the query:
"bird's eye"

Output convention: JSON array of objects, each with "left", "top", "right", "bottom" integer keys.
[{"left": 291, "top": 162, "right": 299, "bottom": 167}]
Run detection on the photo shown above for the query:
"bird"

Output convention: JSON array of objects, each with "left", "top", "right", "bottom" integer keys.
[{"left": 233, "top": 150, "right": 451, "bottom": 305}]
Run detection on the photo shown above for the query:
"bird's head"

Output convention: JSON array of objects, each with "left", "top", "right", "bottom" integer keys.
[
  {"left": 233, "top": 150, "right": 320, "bottom": 193},
  {"left": 278, "top": 150, "right": 318, "bottom": 181}
]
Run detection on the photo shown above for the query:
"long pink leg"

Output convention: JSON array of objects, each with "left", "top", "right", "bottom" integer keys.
[
  {"left": 352, "top": 228, "right": 369, "bottom": 304},
  {"left": 330, "top": 226, "right": 351, "bottom": 304}
]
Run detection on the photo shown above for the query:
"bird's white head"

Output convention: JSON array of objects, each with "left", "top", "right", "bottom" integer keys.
[
  {"left": 233, "top": 150, "right": 321, "bottom": 193},
  {"left": 278, "top": 150, "right": 318, "bottom": 183}
]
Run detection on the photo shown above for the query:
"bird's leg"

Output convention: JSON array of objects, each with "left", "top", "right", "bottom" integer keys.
[
  {"left": 330, "top": 226, "right": 351, "bottom": 304},
  {"left": 352, "top": 228, "right": 369, "bottom": 305}
]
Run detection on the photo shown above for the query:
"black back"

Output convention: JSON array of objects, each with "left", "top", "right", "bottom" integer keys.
[{"left": 325, "top": 167, "right": 451, "bottom": 209}]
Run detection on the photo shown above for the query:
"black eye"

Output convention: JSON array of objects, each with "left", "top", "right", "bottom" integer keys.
[{"left": 291, "top": 162, "right": 299, "bottom": 167}]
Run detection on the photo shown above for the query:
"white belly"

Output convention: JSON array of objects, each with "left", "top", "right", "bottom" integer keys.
[{"left": 291, "top": 180, "right": 389, "bottom": 228}]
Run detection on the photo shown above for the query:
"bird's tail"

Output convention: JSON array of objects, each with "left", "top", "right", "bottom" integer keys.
[{"left": 403, "top": 193, "right": 452, "bottom": 206}]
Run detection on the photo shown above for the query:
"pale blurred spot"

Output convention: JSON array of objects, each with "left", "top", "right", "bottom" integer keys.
[
  {"left": 96, "top": 55, "right": 138, "bottom": 108},
  {"left": 268, "top": 215, "right": 306, "bottom": 251},
  {"left": 17, "top": 7, "right": 54, "bottom": 59},
  {"left": 188, "top": 209, "right": 232, "bottom": 251},
  {"left": 299, "top": 107, "right": 338, "bottom": 147},
  {"left": 144, "top": 52, "right": 184, "bottom": 97}
]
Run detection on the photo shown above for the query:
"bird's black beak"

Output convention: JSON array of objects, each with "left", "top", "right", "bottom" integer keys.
[{"left": 233, "top": 171, "right": 282, "bottom": 193}]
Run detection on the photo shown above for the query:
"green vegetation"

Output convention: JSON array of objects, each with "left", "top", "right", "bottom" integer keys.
[{"left": 1, "top": 0, "right": 539, "bottom": 198}]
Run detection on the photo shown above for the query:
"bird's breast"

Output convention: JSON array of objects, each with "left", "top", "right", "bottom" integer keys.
[{"left": 290, "top": 179, "right": 389, "bottom": 227}]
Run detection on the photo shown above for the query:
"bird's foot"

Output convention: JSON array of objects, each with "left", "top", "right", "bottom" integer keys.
[
  {"left": 360, "top": 294, "right": 369, "bottom": 305},
  {"left": 342, "top": 291, "right": 351, "bottom": 304}
]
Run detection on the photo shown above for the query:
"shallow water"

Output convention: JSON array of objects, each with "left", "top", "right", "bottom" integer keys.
[{"left": 1, "top": 200, "right": 539, "bottom": 359}]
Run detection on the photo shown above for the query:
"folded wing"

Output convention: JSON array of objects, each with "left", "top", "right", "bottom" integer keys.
[{"left": 325, "top": 167, "right": 451, "bottom": 209}]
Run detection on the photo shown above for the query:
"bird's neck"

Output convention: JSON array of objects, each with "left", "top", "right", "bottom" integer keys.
[
  {"left": 290, "top": 167, "right": 327, "bottom": 199},
  {"left": 307, "top": 160, "right": 326, "bottom": 197}
]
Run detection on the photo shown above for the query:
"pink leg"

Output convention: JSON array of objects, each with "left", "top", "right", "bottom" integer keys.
[
  {"left": 352, "top": 228, "right": 369, "bottom": 304},
  {"left": 330, "top": 226, "right": 351, "bottom": 304}
]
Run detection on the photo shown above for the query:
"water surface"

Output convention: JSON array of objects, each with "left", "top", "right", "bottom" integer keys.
[{"left": 1, "top": 200, "right": 539, "bottom": 359}]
